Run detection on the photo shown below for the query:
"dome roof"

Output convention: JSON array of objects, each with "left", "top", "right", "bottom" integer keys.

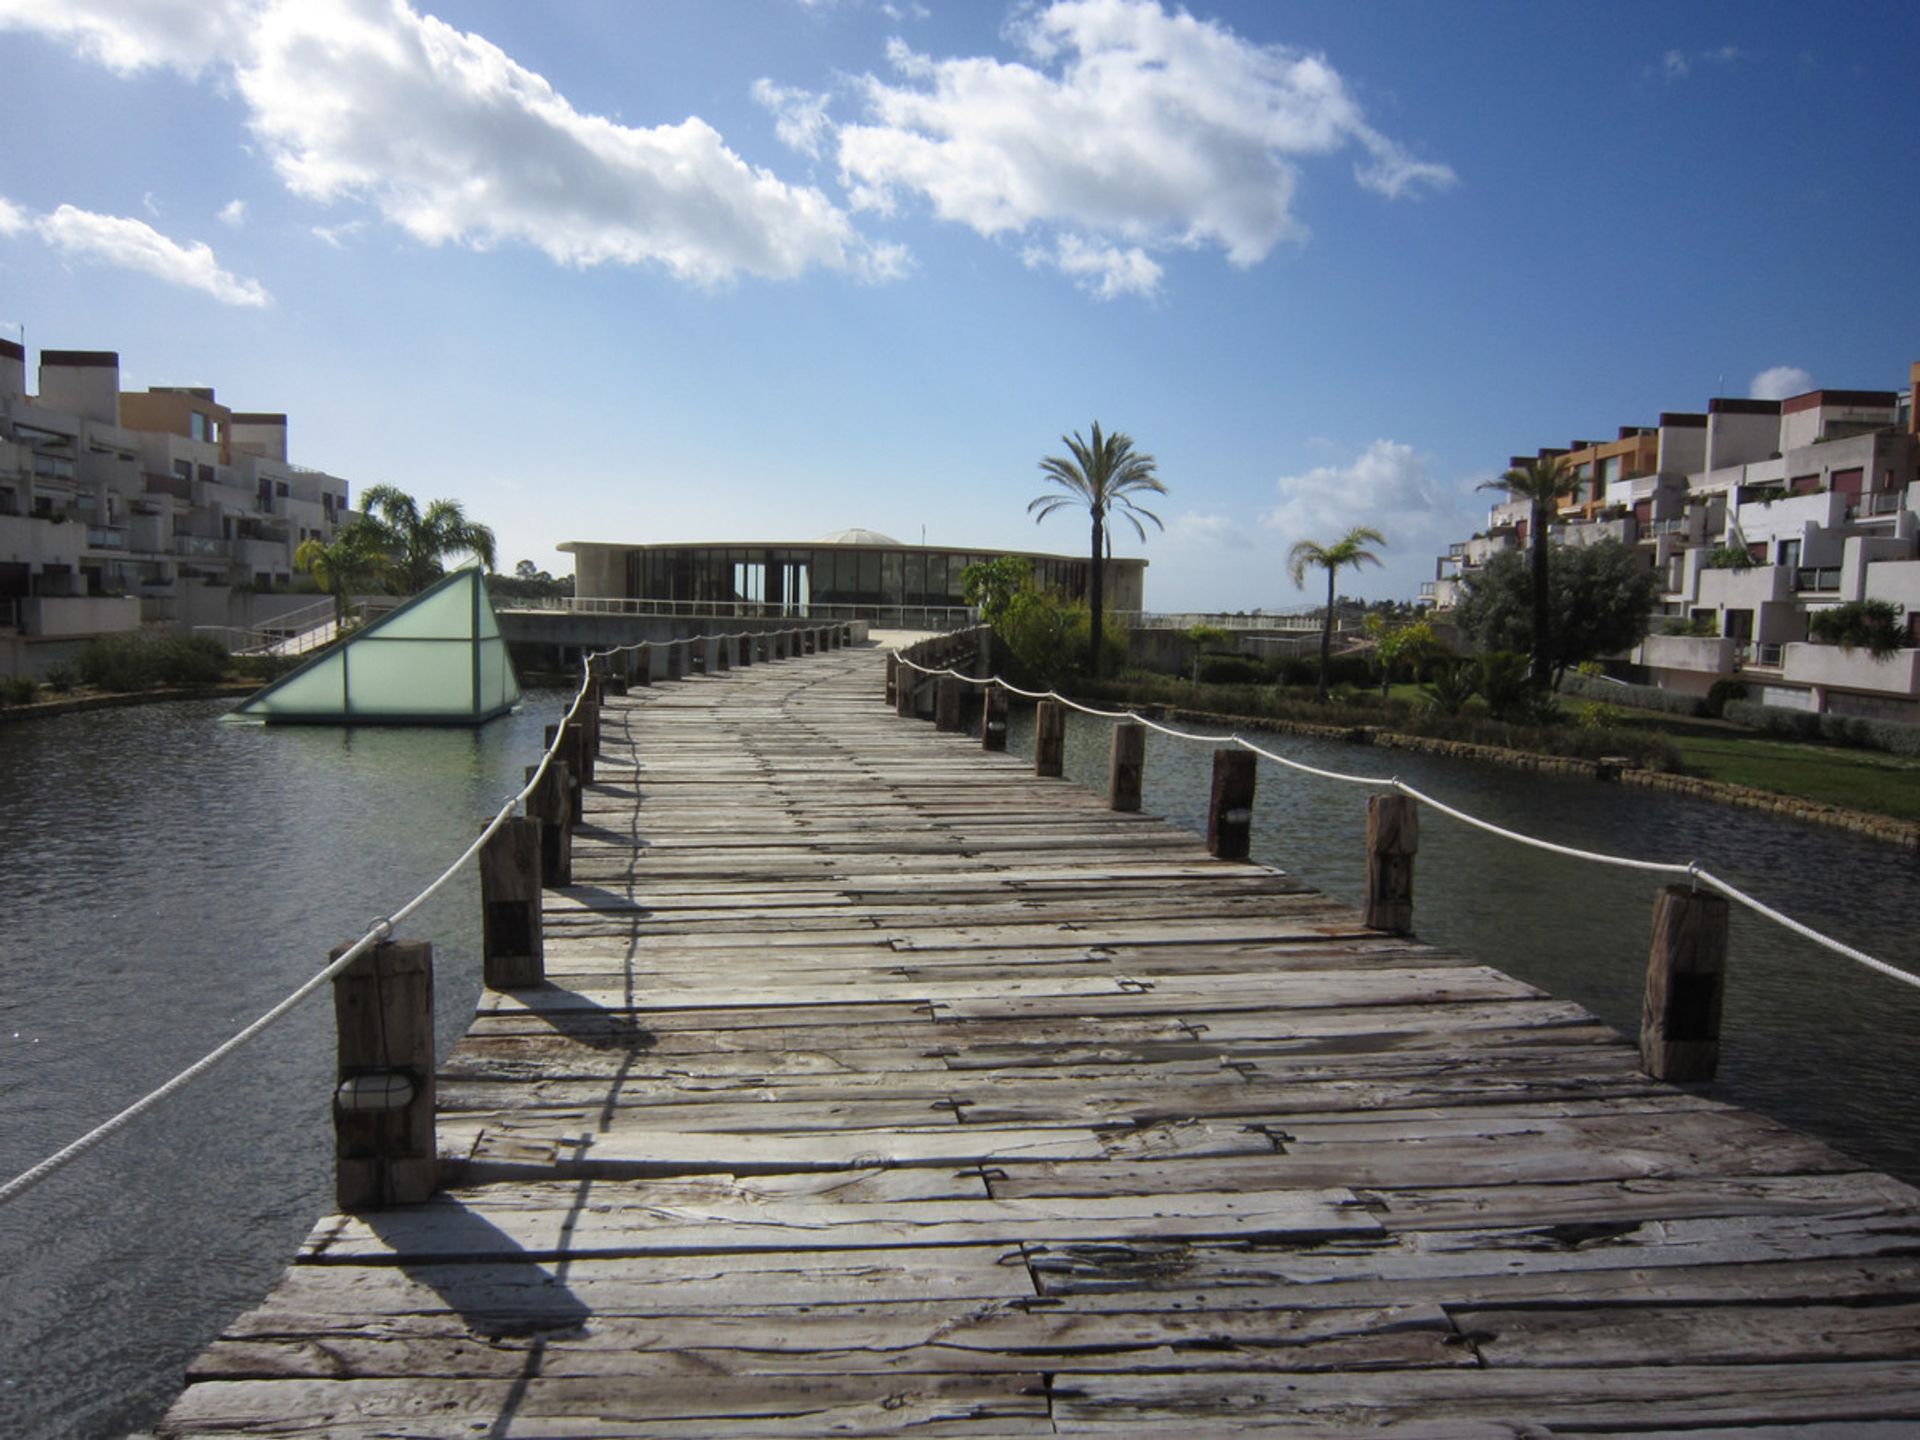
[{"left": 814, "top": 527, "right": 903, "bottom": 546}]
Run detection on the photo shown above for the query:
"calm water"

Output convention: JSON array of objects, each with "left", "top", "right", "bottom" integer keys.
[
  {"left": 2, "top": 693, "right": 1917, "bottom": 1438},
  {"left": 0, "top": 694, "right": 567, "bottom": 1440},
  {"left": 1010, "top": 704, "right": 1920, "bottom": 1189}
]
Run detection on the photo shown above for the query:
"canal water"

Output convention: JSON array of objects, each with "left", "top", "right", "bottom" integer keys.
[
  {"left": 1, "top": 690, "right": 1916, "bottom": 1438},
  {"left": 0, "top": 693, "right": 567, "bottom": 1440}
]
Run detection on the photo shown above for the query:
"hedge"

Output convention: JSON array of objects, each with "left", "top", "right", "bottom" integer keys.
[
  {"left": 1722, "top": 699, "right": 1920, "bottom": 756},
  {"left": 1559, "top": 670, "right": 1706, "bottom": 717}
]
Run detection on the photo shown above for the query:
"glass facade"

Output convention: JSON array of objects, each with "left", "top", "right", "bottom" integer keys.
[
  {"left": 616, "top": 544, "right": 1090, "bottom": 613},
  {"left": 232, "top": 567, "right": 519, "bottom": 725}
]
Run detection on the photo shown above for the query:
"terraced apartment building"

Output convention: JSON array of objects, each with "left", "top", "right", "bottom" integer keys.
[
  {"left": 0, "top": 340, "right": 354, "bottom": 678},
  {"left": 1428, "top": 361, "right": 1920, "bottom": 722}
]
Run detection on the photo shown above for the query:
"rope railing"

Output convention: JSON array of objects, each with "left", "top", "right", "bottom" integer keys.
[
  {"left": 890, "top": 650, "right": 1920, "bottom": 995},
  {"left": 0, "top": 622, "right": 847, "bottom": 1210}
]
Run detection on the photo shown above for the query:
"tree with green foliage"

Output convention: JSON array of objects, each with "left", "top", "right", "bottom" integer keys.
[
  {"left": 358, "top": 484, "right": 497, "bottom": 594},
  {"left": 1478, "top": 454, "right": 1578, "bottom": 687},
  {"left": 1809, "top": 600, "right": 1906, "bottom": 658},
  {"left": 960, "top": 556, "right": 1122, "bottom": 687},
  {"left": 961, "top": 555, "right": 1033, "bottom": 627},
  {"left": 294, "top": 522, "right": 394, "bottom": 622},
  {"left": 1454, "top": 540, "right": 1657, "bottom": 687},
  {"left": 1029, "top": 423, "right": 1166, "bottom": 679},
  {"left": 1364, "top": 614, "right": 1446, "bottom": 695},
  {"left": 1287, "top": 525, "right": 1386, "bottom": 703}
]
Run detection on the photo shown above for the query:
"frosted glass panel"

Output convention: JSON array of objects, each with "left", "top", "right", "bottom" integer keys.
[
  {"left": 231, "top": 567, "right": 519, "bottom": 725},
  {"left": 249, "top": 655, "right": 348, "bottom": 716},
  {"left": 345, "top": 640, "right": 474, "bottom": 714},
  {"left": 372, "top": 584, "right": 474, "bottom": 639}
]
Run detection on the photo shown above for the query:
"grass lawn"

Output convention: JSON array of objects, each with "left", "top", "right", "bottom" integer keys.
[{"left": 1658, "top": 730, "right": 1920, "bottom": 821}]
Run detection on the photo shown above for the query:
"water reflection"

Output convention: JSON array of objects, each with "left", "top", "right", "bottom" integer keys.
[{"left": 0, "top": 694, "right": 568, "bottom": 1440}]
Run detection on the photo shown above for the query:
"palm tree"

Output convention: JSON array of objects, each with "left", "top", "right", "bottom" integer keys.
[
  {"left": 1287, "top": 525, "right": 1386, "bottom": 703},
  {"left": 1478, "top": 454, "right": 1577, "bottom": 688},
  {"left": 357, "top": 484, "right": 498, "bottom": 593},
  {"left": 1029, "top": 423, "right": 1166, "bottom": 677},
  {"left": 295, "top": 522, "right": 393, "bottom": 624}
]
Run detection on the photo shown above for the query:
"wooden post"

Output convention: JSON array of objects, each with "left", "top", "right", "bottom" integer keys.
[
  {"left": 332, "top": 938, "right": 436, "bottom": 1209},
  {"left": 525, "top": 761, "right": 572, "bottom": 887},
  {"left": 664, "top": 639, "right": 683, "bottom": 680},
  {"left": 545, "top": 723, "right": 585, "bottom": 822},
  {"left": 635, "top": 643, "right": 654, "bottom": 685},
  {"left": 1109, "top": 720, "right": 1146, "bottom": 812},
  {"left": 1207, "top": 748, "right": 1256, "bottom": 860},
  {"left": 895, "top": 666, "right": 917, "bottom": 718},
  {"left": 935, "top": 676, "right": 964, "bottom": 731},
  {"left": 981, "top": 686, "right": 1008, "bottom": 750},
  {"left": 480, "top": 816, "right": 543, "bottom": 989},
  {"left": 711, "top": 635, "right": 729, "bottom": 671},
  {"left": 1641, "top": 885, "right": 1730, "bottom": 1082},
  {"left": 1364, "top": 794, "right": 1418, "bottom": 934},
  {"left": 736, "top": 634, "right": 752, "bottom": 667},
  {"left": 885, "top": 653, "right": 898, "bottom": 705},
  {"left": 1034, "top": 699, "right": 1065, "bottom": 777}
]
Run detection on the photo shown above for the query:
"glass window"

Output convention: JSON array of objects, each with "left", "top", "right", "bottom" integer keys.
[
  {"left": 858, "top": 550, "right": 880, "bottom": 600},
  {"left": 905, "top": 552, "right": 925, "bottom": 604}
]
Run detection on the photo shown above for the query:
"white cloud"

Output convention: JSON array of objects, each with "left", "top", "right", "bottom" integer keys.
[
  {"left": 5, "top": 0, "right": 897, "bottom": 288},
  {"left": 33, "top": 204, "right": 271, "bottom": 306},
  {"left": 0, "top": 0, "right": 250, "bottom": 76},
  {"left": 0, "top": 196, "right": 27, "bottom": 234},
  {"left": 837, "top": 0, "right": 1453, "bottom": 281},
  {"left": 1023, "top": 233, "right": 1162, "bottom": 299},
  {"left": 311, "top": 218, "right": 364, "bottom": 249},
  {"left": 1750, "top": 365, "right": 1813, "bottom": 401},
  {"left": 1163, "top": 511, "right": 1254, "bottom": 550},
  {"left": 218, "top": 198, "right": 248, "bottom": 227},
  {"left": 753, "top": 79, "right": 834, "bottom": 159},
  {"left": 1262, "top": 438, "right": 1467, "bottom": 556},
  {"left": 1659, "top": 43, "right": 1746, "bottom": 81}
]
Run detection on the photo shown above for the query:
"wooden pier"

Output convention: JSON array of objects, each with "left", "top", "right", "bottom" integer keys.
[{"left": 163, "top": 643, "right": 1920, "bottom": 1436}]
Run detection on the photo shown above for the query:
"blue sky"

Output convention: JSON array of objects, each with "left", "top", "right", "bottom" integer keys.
[{"left": 1, "top": 0, "right": 1915, "bottom": 608}]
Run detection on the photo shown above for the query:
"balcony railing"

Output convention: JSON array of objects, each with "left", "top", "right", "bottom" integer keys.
[
  {"left": 1793, "top": 566, "right": 1843, "bottom": 593},
  {"left": 1845, "top": 492, "right": 1905, "bottom": 520},
  {"left": 175, "top": 534, "right": 229, "bottom": 558},
  {"left": 86, "top": 525, "right": 128, "bottom": 550},
  {"left": 1651, "top": 518, "right": 1691, "bottom": 535}
]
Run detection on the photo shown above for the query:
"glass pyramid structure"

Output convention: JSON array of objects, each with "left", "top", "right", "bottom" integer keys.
[{"left": 232, "top": 566, "right": 520, "bottom": 725}]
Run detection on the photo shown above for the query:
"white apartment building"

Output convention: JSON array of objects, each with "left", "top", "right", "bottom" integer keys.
[
  {"left": 1427, "top": 362, "right": 1920, "bottom": 722},
  {"left": 0, "top": 341, "right": 353, "bottom": 678}
]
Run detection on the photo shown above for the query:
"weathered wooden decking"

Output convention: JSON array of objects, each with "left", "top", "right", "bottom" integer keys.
[{"left": 164, "top": 645, "right": 1920, "bottom": 1436}]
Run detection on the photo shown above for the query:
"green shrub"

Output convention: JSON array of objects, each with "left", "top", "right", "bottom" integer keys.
[
  {"left": 1577, "top": 701, "right": 1624, "bottom": 732},
  {"left": 1196, "top": 653, "right": 1266, "bottom": 685},
  {"left": 1, "top": 674, "right": 39, "bottom": 705},
  {"left": 1704, "top": 677, "right": 1748, "bottom": 719},
  {"left": 79, "top": 631, "right": 231, "bottom": 691},
  {"left": 40, "top": 663, "right": 77, "bottom": 694},
  {"left": 1723, "top": 699, "right": 1920, "bottom": 756},
  {"left": 1560, "top": 670, "right": 1707, "bottom": 718}
]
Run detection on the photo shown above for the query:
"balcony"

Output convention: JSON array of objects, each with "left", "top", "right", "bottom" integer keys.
[
  {"left": 1845, "top": 491, "right": 1906, "bottom": 521},
  {"left": 1783, "top": 642, "right": 1920, "bottom": 698},
  {"left": 1793, "top": 566, "right": 1843, "bottom": 593},
  {"left": 1634, "top": 633, "right": 1737, "bottom": 676},
  {"left": 176, "top": 534, "right": 230, "bottom": 559},
  {"left": 19, "top": 594, "right": 142, "bottom": 638},
  {"left": 86, "top": 525, "right": 129, "bottom": 551}
]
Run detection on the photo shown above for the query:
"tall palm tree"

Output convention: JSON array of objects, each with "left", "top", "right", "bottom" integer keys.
[
  {"left": 1477, "top": 454, "right": 1577, "bottom": 688},
  {"left": 1287, "top": 525, "right": 1386, "bottom": 703},
  {"left": 294, "top": 521, "right": 394, "bottom": 624},
  {"left": 357, "top": 484, "right": 498, "bottom": 594},
  {"left": 1029, "top": 423, "right": 1166, "bottom": 677}
]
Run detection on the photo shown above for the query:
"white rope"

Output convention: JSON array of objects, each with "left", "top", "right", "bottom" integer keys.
[
  {"left": 0, "top": 621, "right": 852, "bottom": 1207},
  {"left": 890, "top": 646, "right": 1920, "bottom": 994}
]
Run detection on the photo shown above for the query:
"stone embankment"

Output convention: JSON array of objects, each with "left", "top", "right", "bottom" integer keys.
[
  {"left": 1155, "top": 705, "right": 1920, "bottom": 853},
  {"left": 0, "top": 682, "right": 256, "bottom": 725}
]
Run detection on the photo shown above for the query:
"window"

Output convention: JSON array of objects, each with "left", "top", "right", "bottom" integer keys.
[
  {"left": 190, "top": 412, "right": 212, "bottom": 443},
  {"left": 275, "top": 481, "right": 290, "bottom": 498},
  {"left": 1777, "top": 539, "right": 1800, "bottom": 569}
]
